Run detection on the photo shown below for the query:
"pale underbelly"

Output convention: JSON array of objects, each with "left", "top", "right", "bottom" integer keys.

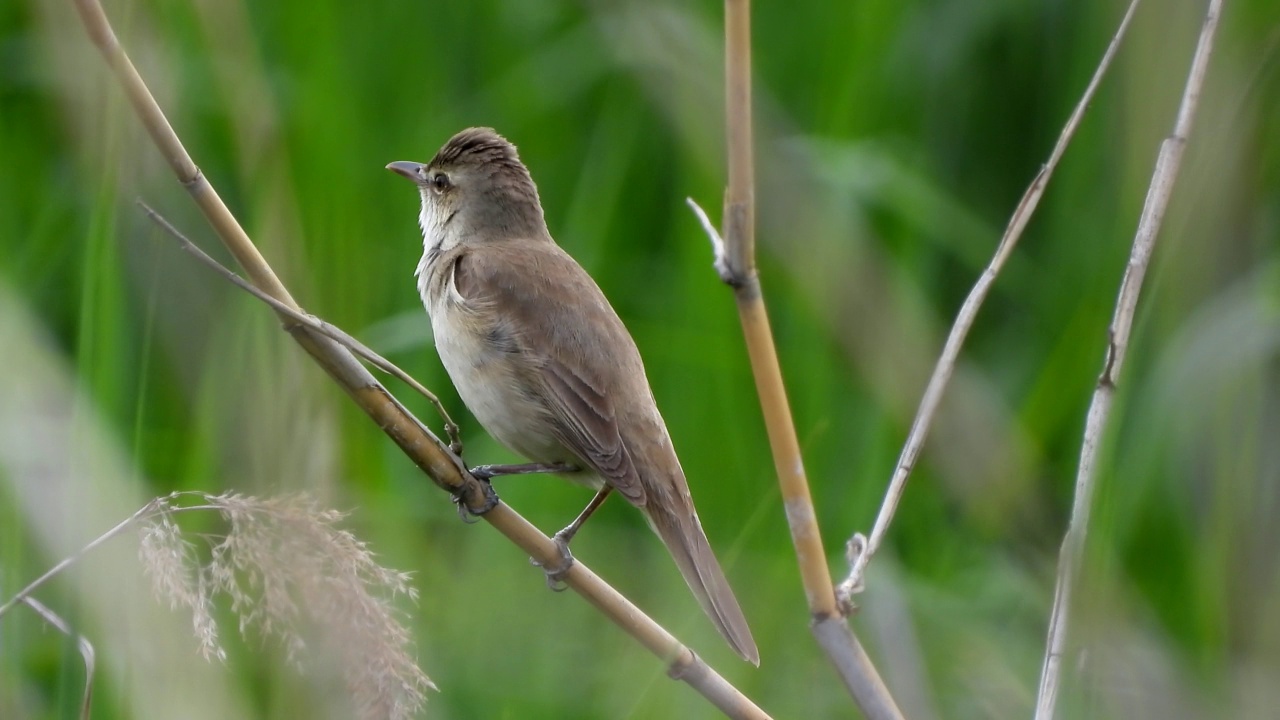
[{"left": 432, "top": 319, "right": 602, "bottom": 490}]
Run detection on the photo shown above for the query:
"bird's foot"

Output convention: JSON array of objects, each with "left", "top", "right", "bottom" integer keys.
[
  {"left": 531, "top": 531, "right": 576, "bottom": 591},
  {"left": 452, "top": 479, "right": 499, "bottom": 524}
]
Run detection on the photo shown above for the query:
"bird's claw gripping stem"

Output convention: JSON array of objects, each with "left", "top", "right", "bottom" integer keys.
[
  {"left": 531, "top": 532, "right": 576, "bottom": 591},
  {"left": 452, "top": 479, "right": 499, "bottom": 523}
]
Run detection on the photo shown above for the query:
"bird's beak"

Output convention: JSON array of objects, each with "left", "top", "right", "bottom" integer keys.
[{"left": 386, "top": 161, "right": 424, "bottom": 181}]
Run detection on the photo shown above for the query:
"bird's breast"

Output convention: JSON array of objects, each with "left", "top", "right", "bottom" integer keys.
[{"left": 421, "top": 268, "right": 569, "bottom": 467}]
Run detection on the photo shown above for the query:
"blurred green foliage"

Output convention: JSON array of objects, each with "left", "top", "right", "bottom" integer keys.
[{"left": 2, "top": 0, "right": 1279, "bottom": 718}]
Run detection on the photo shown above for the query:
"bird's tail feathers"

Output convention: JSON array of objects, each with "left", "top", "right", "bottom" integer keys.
[{"left": 647, "top": 502, "right": 759, "bottom": 665}]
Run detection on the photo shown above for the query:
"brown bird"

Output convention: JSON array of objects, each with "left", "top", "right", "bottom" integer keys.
[{"left": 387, "top": 127, "right": 758, "bottom": 664}]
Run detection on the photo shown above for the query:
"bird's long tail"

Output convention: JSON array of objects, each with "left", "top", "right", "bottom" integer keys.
[{"left": 646, "top": 500, "right": 759, "bottom": 665}]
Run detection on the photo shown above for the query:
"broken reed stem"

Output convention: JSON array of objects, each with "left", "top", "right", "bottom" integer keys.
[
  {"left": 1033, "top": 1, "right": 1224, "bottom": 717},
  {"left": 0, "top": 492, "right": 229, "bottom": 620},
  {"left": 716, "top": 0, "right": 902, "bottom": 717},
  {"left": 19, "top": 596, "right": 95, "bottom": 720},
  {"left": 838, "top": 0, "right": 1143, "bottom": 601},
  {"left": 68, "top": 0, "right": 769, "bottom": 715},
  {"left": 0, "top": 497, "right": 167, "bottom": 618}
]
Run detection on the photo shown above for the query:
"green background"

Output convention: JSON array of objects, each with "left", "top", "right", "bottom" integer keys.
[{"left": 3, "top": 0, "right": 1279, "bottom": 717}]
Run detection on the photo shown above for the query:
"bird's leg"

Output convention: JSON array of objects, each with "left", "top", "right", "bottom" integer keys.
[
  {"left": 554, "top": 486, "right": 613, "bottom": 546},
  {"left": 469, "top": 461, "right": 577, "bottom": 481},
  {"left": 454, "top": 462, "right": 576, "bottom": 524},
  {"left": 537, "top": 486, "right": 613, "bottom": 591}
]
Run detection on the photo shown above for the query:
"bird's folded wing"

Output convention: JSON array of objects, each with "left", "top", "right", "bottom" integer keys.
[
  {"left": 452, "top": 244, "right": 647, "bottom": 505},
  {"left": 539, "top": 357, "right": 646, "bottom": 505}
]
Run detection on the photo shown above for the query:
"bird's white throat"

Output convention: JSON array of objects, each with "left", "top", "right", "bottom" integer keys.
[
  {"left": 417, "top": 192, "right": 448, "bottom": 254},
  {"left": 414, "top": 191, "right": 460, "bottom": 281}
]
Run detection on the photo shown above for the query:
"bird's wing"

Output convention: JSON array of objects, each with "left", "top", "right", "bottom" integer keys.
[{"left": 451, "top": 243, "right": 648, "bottom": 505}]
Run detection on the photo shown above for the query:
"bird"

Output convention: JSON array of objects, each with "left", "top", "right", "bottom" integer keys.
[{"left": 386, "top": 127, "right": 758, "bottom": 664}]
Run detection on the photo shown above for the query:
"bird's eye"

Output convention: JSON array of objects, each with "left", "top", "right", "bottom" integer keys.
[{"left": 432, "top": 173, "right": 451, "bottom": 192}]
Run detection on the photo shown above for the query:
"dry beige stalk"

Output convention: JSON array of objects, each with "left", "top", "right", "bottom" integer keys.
[{"left": 688, "top": 0, "right": 903, "bottom": 717}]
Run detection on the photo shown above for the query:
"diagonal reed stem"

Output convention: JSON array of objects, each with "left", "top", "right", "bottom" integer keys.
[
  {"left": 1034, "top": 1, "right": 1225, "bottom": 717},
  {"left": 839, "top": 0, "right": 1143, "bottom": 600},
  {"left": 67, "top": 0, "right": 770, "bottom": 715}
]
